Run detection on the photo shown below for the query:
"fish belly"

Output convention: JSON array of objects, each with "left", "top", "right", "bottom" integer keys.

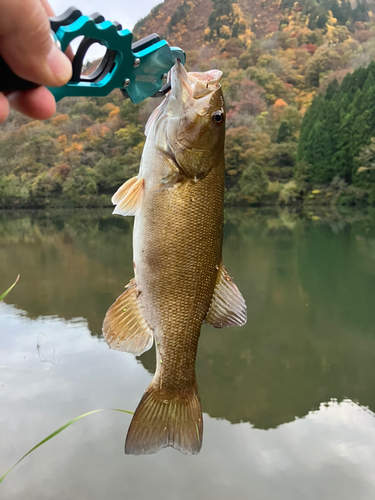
[{"left": 134, "top": 163, "right": 224, "bottom": 384}]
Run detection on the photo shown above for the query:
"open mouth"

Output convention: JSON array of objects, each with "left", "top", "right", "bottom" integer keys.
[{"left": 171, "top": 60, "right": 222, "bottom": 100}]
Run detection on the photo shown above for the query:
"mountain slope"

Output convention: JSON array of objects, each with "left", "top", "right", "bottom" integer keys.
[
  {"left": 1, "top": 0, "right": 375, "bottom": 209},
  {"left": 134, "top": 0, "right": 281, "bottom": 50}
]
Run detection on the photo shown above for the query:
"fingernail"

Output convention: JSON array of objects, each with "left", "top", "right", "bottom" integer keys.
[{"left": 47, "top": 44, "right": 72, "bottom": 85}]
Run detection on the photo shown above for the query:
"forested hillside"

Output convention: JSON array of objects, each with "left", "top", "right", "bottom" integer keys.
[
  {"left": 298, "top": 63, "right": 375, "bottom": 197},
  {"left": 1, "top": 0, "right": 375, "bottom": 208}
]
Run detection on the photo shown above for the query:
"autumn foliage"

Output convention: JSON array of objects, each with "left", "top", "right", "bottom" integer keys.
[{"left": 1, "top": 0, "right": 375, "bottom": 207}]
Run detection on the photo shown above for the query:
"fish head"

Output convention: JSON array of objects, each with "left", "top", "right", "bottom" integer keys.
[{"left": 146, "top": 60, "right": 226, "bottom": 179}]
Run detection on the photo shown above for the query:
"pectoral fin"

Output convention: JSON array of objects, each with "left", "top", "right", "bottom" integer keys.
[
  {"left": 112, "top": 176, "right": 144, "bottom": 216},
  {"left": 205, "top": 263, "right": 247, "bottom": 328},
  {"left": 102, "top": 279, "right": 153, "bottom": 355}
]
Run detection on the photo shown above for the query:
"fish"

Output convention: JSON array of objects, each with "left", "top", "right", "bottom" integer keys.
[{"left": 102, "top": 60, "right": 247, "bottom": 455}]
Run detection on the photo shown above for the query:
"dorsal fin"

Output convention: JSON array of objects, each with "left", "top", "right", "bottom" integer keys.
[
  {"left": 112, "top": 176, "right": 144, "bottom": 217},
  {"left": 204, "top": 262, "right": 247, "bottom": 328},
  {"left": 102, "top": 279, "right": 153, "bottom": 355}
]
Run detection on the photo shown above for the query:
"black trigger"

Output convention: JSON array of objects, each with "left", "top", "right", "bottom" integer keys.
[
  {"left": 151, "top": 82, "right": 171, "bottom": 98},
  {"left": 49, "top": 7, "right": 82, "bottom": 31},
  {"left": 89, "top": 12, "right": 105, "bottom": 23},
  {"left": 70, "top": 14, "right": 122, "bottom": 83},
  {"left": 71, "top": 37, "right": 117, "bottom": 83}
]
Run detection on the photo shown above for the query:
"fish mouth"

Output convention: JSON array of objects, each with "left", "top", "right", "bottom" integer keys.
[
  {"left": 168, "top": 60, "right": 193, "bottom": 115},
  {"left": 170, "top": 60, "right": 223, "bottom": 105},
  {"left": 172, "top": 59, "right": 192, "bottom": 93},
  {"left": 145, "top": 61, "right": 223, "bottom": 161}
]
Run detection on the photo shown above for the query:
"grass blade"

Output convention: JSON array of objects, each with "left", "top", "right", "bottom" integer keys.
[
  {"left": 0, "top": 275, "right": 20, "bottom": 302},
  {"left": 0, "top": 407, "right": 133, "bottom": 484}
]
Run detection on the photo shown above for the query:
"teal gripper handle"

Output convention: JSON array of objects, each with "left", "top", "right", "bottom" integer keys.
[{"left": 49, "top": 16, "right": 186, "bottom": 104}]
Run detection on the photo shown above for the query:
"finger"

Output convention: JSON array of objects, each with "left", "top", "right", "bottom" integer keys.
[
  {"left": 7, "top": 86, "right": 56, "bottom": 120},
  {"left": 39, "top": 0, "right": 55, "bottom": 17},
  {"left": 0, "top": 0, "right": 72, "bottom": 88},
  {"left": 64, "top": 45, "right": 75, "bottom": 62},
  {"left": 0, "top": 93, "right": 10, "bottom": 123},
  {"left": 39, "top": 0, "right": 74, "bottom": 61}
]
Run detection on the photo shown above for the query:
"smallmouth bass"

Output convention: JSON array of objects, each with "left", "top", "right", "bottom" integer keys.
[{"left": 103, "top": 60, "right": 246, "bottom": 455}]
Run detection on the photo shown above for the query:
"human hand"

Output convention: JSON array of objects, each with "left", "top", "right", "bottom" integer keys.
[{"left": 0, "top": 0, "right": 72, "bottom": 123}]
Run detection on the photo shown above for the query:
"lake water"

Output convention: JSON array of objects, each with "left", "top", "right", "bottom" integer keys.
[{"left": 1, "top": 208, "right": 375, "bottom": 499}]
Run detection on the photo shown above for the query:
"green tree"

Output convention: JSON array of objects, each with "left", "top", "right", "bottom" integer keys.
[
  {"left": 353, "top": 138, "right": 375, "bottom": 201},
  {"left": 298, "top": 61, "right": 375, "bottom": 187},
  {"left": 277, "top": 122, "right": 294, "bottom": 143},
  {"left": 239, "top": 163, "right": 269, "bottom": 204}
]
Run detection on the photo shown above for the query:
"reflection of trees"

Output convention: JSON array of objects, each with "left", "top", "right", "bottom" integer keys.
[
  {"left": 0, "top": 210, "right": 133, "bottom": 337},
  {"left": 142, "top": 209, "right": 375, "bottom": 428},
  {"left": 2, "top": 208, "right": 375, "bottom": 430}
]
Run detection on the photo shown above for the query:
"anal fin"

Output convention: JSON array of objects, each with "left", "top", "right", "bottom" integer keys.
[
  {"left": 102, "top": 279, "right": 153, "bottom": 355},
  {"left": 112, "top": 176, "right": 144, "bottom": 216},
  {"left": 205, "top": 263, "right": 247, "bottom": 328}
]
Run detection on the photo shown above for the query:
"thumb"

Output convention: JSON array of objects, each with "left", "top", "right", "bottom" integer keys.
[{"left": 0, "top": 0, "right": 72, "bottom": 87}]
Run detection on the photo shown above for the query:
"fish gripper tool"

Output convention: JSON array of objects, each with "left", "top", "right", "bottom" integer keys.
[{"left": 0, "top": 6, "right": 186, "bottom": 104}]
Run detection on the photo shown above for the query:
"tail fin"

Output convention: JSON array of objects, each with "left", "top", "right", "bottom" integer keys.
[{"left": 125, "top": 383, "right": 203, "bottom": 455}]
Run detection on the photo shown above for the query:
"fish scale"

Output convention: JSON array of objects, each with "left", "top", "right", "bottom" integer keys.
[{"left": 137, "top": 167, "right": 224, "bottom": 390}]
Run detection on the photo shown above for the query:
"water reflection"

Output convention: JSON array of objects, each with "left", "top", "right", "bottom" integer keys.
[
  {"left": 1, "top": 304, "right": 375, "bottom": 500},
  {"left": 1, "top": 208, "right": 375, "bottom": 435},
  {"left": 0, "top": 210, "right": 134, "bottom": 336}
]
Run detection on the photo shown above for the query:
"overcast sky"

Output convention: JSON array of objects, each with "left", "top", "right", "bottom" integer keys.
[
  {"left": 49, "top": 0, "right": 162, "bottom": 59},
  {"left": 49, "top": 0, "right": 161, "bottom": 30}
]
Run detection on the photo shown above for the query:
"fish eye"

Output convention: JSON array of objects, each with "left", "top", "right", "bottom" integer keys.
[{"left": 212, "top": 110, "right": 224, "bottom": 126}]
